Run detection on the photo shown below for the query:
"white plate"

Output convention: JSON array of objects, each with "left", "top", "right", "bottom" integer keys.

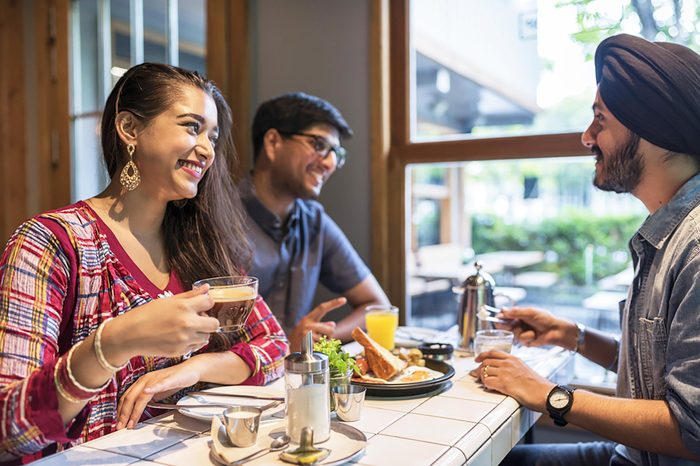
[
  {"left": 394, "top": 326, "right": 457, "bottom": 347},
  {"left": 177, "top": 385, "right": 285, "bottom": 422}
]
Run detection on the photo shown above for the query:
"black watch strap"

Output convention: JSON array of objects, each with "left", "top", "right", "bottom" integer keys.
[{"left": 547, "top": 384, "right": 576, "bottom": 427}]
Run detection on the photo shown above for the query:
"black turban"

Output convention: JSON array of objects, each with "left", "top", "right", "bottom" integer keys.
[{"left": 595, "top": 33, "right": 700, "bottom": 156}]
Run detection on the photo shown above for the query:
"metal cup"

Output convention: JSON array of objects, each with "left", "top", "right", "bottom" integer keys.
[
  {"left": 221, "top": 406, "right": 261, "bottom": 447},
  {"left": 332, "top": 385, "right": 366, "bottom": 422}
]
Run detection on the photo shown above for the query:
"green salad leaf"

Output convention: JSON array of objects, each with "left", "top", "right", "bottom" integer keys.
[{"left": 314, "top": 336, "right": 360, "bottom": 376}]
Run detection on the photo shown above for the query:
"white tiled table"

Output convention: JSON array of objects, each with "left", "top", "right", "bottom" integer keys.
[{"left": 35, "top": 345, "right": 572, "bottom": 466}]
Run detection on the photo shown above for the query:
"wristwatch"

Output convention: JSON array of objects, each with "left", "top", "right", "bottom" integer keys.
[{"left": 546, "top": 385, "right": 576, "bottom": 426}]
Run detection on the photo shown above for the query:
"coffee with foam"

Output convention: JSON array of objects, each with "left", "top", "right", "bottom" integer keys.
[{"left": 207, "top": 285, "right": 257, "bottom": 330}]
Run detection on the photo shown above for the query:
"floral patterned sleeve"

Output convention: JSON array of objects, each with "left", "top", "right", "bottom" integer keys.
[{"left": 0, "top": 219, "right": 88, "bottom": 460}]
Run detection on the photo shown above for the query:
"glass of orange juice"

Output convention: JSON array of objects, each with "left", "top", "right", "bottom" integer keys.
[{"left": 365, "top": 305, "right": 399, "bottom": 350}]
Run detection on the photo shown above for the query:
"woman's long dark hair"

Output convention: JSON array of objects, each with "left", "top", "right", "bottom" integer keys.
[{"left": 101, "top": 63, "right": 250, "bottom": 288}]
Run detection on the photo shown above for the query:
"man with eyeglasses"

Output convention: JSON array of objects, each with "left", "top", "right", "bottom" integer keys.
[{"left": 240, "top": 92, "right": 390, "bottom": 351}]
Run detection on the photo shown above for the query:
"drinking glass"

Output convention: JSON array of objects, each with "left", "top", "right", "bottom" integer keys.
[
  {"left": 365, "top": 305, "right": 399, "bottom": 350},
  {"left": 193, "top": 276, "right": 258, "bottom": 331},
  {"left": 474, "top": 329, "right": 514, "bottom": 356}
]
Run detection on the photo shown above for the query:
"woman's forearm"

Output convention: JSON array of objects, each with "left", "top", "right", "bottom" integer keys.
[
  {"left": 58, "top": 333, "right": 117, "bottom": 424},
  {"left": 186, "top": 352, "right": 252, "bottom": 386}
]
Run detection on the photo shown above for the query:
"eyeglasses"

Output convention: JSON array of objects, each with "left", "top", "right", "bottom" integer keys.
[{"left": 278, "top": 131, "right": 347, "bottom": 169}]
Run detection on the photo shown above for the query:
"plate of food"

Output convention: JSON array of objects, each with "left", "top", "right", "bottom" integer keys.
[{"left": 349, "top": 328, "right": 455, "bottom": 396}]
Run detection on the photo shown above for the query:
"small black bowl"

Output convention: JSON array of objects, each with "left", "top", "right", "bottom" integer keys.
[{"left": 418, "top": 342, "right": 454, "bottom": 361}]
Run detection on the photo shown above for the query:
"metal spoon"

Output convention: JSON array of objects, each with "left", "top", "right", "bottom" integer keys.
[
  {"left": 228, "top": 434, "right": 291, "bottom": 465},
  {"left": 481, "top": 304, "right": 504, "bottom": 315},
  {"left": 479, "top": 315, "right": 514, "bottom": 325}
]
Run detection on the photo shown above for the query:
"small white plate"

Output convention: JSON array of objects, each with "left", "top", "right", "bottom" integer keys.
[
  {"left": 177, "top": 385, "right": 285, "bottom": 422},
  {"left": 394, "top": 326, "right": 456, "bottom": 347}
]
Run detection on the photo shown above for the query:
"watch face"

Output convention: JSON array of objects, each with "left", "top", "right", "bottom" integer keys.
[{"left": 549, "top": 390, "right": 570, "bottom": 409}]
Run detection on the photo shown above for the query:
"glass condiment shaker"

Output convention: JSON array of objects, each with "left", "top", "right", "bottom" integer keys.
[{"left": 284, "top": 331, "right": 330, "bottom": 443}]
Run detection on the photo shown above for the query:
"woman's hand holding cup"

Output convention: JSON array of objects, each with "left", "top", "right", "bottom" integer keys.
[{"left": 102, "top": 285, "right": 219, "bottom": 363}]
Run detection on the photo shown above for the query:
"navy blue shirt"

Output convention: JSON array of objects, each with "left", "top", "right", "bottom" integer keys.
[{"left": 240, "top": 176, "right": 370, "bottom": 334}]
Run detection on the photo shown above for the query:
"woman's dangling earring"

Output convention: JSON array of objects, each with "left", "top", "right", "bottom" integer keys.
[{"left": 120, "top": 143, "right": 140, "bottom": 191}]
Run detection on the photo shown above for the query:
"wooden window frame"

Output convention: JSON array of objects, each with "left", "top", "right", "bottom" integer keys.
[
  {"left": 0, "top": 0, "right": 249, "bottom": 243},
  {"left": 371, "top": 0, "right": 591, "bottom": 318},
  {"left": 207, "top": 0, "right": 251, "bottom": 178}
]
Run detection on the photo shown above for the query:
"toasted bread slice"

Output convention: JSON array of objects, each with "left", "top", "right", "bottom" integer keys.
[
  {"left": 351, "top": 327, "right": 406, "bottom": 380},
  {"left": 352, "top": 373, "right": 388, "bottom": 384}
]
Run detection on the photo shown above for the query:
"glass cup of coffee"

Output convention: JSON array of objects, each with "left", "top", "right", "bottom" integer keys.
[{"left": 193, "top": 276, "right": 258, "bottom": 332}]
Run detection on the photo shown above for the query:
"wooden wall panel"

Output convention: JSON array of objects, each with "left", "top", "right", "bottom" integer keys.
[
  {"left": 0, "top": 0, "right": 27, "bottom": 244},
  {"left": 33, "top": 0, "right": 70, "bottom": 214},
  {"left": 207, "top": 0, "right": 251, "bottom": 179}
]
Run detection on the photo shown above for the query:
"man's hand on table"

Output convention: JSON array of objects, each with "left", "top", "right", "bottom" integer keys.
[
  {"left": 288, "top": 297, "right": 346, "bottom": 352},
  {"left": 471, "top": 350, "right": 554, "bottom": 412}
]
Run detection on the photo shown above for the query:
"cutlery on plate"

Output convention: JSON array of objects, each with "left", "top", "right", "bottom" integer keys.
[
  {"left": 149, "top": 402, "right": 234, "bottom": 410},
  {"left": 187, "top": 391, "right": 284, "bottom": 401},
  {"left": 395, "top": 329, "right": 441, "bottom": 343},
  {"left": 148, "top": 400, "right": 282, "bottom": 411},
  {"left": 396, "top": 324, "right": 458, "bottom": 343}
]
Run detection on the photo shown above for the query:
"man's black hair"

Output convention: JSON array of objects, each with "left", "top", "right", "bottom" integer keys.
[{"left": 252, "top": 92, "right": 353, "bottom": 162}]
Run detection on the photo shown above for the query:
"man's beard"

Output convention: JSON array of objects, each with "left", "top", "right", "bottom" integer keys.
[
  {"left": 592, "top": 132, "right": 643, "bottom": 193},
  {"left": 271, "top": 167, "right": 321, "bottom": 200}
]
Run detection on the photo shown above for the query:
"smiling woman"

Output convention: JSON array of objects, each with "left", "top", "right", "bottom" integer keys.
[{"left": 0, "top": 63, "right": 288, "bottom": 463}]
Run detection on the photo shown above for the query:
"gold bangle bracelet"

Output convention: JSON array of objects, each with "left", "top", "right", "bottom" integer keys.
[
  {"left": 54, "top": 359, "right": 83, "bottom": 404},
  {"left": 94, "top": 320, "right": 127, "bottom": 372},
  {"left": 65, "top": 342, "right": 110, "bottom": 394}
]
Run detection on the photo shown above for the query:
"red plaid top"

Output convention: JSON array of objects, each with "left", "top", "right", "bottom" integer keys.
[{"left": 0, "top": 202, "right": 288, "bottom": 464}]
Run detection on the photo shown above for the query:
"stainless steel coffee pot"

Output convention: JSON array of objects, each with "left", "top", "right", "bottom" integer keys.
[{"left": 456, "top": 261, "right": 495, "bottom": 352}]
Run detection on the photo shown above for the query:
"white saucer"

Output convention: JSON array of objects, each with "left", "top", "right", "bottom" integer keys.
[{"left": 211, "top": 416, "right": 366, "bottom": 465}]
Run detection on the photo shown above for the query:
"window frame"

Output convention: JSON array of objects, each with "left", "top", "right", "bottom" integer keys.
[
  {"left": 3, "top": 0, "right": 251, "bottom": 239},
  {"left": 373, "top": 0, "right": 592, "bottom": 319}
]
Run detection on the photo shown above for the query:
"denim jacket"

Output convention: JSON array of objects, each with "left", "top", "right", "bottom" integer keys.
[{"left": 615, "top": 172, "right": 700, "bottom": 466}]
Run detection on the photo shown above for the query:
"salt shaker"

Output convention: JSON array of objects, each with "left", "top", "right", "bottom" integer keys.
[{"left": 284, "top": 331, "right": 330, "bottom": 443}]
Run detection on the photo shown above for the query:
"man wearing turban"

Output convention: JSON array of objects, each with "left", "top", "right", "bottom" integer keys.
[{"left": 472, "top": 34, "right": 700, "bottom": 465}]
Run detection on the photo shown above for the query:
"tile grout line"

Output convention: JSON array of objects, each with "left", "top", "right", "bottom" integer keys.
[
  {"left": 89, "top": 429, "right": 200, "bottom": 463},
  {"left": 431, "top": 446, "right": 468, "bottom": 466}
]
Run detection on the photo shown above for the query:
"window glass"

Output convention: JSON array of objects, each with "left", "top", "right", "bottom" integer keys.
[
  {"left": 111, "top": 0, "right": 131, "bottom": 73},
  {"left": 73, "top": 0, "right": 99, "bottom": 114},
  {"left": 70, "top": 0, "right": 207, "bottom": 201},
  {"left": 179, "top": 0, "right": 206, "bottom": 73},
  {"left": 407, "top": 158, "right": 646, "bottom": 384},
  {"left": 144, "top": 0, "right": 168, "bottom": 63},
  {"left": 410, "top": 0, "right": 700, "bottom": 141},
  {"left": 72, "top": 116, "right": 108, "bottom": 201}
]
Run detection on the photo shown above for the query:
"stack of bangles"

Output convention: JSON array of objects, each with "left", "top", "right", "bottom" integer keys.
[
  {"left": 54, "top": 320, "right": 127, "bottom": 403},
  {"left": 54, "top": 343, "right": 110, "bottom": 403}
]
